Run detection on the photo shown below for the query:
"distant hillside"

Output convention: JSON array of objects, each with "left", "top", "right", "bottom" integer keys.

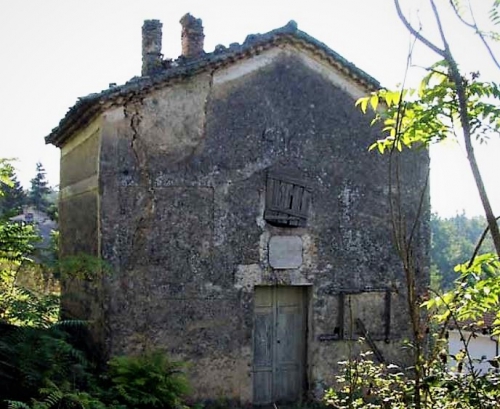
[{"left": 431, "top": 213, "right": 495, "bottom": 290}]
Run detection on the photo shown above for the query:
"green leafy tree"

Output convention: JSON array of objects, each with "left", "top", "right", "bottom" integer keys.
[
  {"left": 28, "top": 163, "right": 51, "bottom": 213},
  {"left": 0, "top": 161, "right": 56, "bottom": 326},
  {"left": 431, "top": 213, "right": 495, "bottom": 289},
  {"left": 356, "top": 0, "right": 500, "bottom": 324},
  {"left": 0, "top": 166, "right": 26, "bottom": 218},
  {"left": 359, "top": 0, "right": 500, "bottom": 257},
  {"left": 353, "top": 1, "right": 500, "bottom": 408}
]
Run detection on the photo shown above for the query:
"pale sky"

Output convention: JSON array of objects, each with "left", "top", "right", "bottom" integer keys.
[{"left": 1, "top": 0, "right": 499, "bottom": 217}]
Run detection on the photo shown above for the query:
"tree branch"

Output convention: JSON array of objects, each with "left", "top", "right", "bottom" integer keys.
[
  {"left": 426, "top": 0, "right": 500, "bottom": 258},
  {"left": 430, "top": 0, "right": 451, "bottom": 53},
  {"left": 449, "top": 0, "right": 474, "bottom": 28},
  {"left": 394, "top": 0, "right": 446, "bottom": 56},
  {"left": 467, "top": 215, "right": 500, "bottom": 269},
  {"left": 449, "top": 0, "right": 500, "bottom": 70},
  {"left": 468, "top": 1, "right": 500, "bottom": 70}
]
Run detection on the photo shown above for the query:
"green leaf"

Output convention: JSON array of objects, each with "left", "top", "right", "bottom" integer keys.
[{"left": 360, "top": 97, "right": 369, "bottom": 114}]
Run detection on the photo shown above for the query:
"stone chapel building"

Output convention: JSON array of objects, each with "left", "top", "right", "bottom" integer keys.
[{"left": 46, "top": 14, "right": 429, "bottom": 405}]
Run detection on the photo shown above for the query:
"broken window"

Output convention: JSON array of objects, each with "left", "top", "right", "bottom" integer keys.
[{"left": 264, "top": 171, "right": 311, "bottom": 227}]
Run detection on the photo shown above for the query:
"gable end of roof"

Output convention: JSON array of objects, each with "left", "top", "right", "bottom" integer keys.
[{"left": 46, "top": 21, "right": 381, "bottom": 147}]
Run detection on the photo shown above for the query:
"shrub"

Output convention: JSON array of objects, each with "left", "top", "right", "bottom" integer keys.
[
  {"left": 105, "top": 349, "right": 190, "bottom": 409},
  {"left": 0, "top": 322, "right": 93, "bottom": 405},
  {"left": 324, "top": 347, "right": 500, "bottom": 409}
]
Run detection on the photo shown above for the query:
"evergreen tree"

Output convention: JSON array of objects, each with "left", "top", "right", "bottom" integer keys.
[
  {"left": 0, "top": 167, "right": 26, "bottom": 217},
  {"left": 28, "top": 162, "right": 50, "bottom": 212}
]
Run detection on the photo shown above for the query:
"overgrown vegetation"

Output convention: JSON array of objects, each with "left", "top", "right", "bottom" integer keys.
[
  {"left": 0, "top": 159, "right": 190, "bottom": 409},
  {"left": 104, "top": 351, "right": 190, "bottom": 409},
  {"left": 325, "top": 346, "right": 500, "bottom": 409}
]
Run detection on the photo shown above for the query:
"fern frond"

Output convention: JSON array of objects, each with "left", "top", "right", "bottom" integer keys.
[{"left": 6, "top": 400, "right": 31, "bottom": 409}]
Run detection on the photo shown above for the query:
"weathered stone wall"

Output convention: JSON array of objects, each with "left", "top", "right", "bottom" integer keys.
[
  {"left": 59, "top": 120, "right": 104, "bottom": 349},
  {"left": 96, "top": 48, "right": 429, "bottom": 402}
]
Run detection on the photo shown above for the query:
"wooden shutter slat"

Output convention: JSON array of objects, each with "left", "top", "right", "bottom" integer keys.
[{"left": 265, "top": 171, "right": 310, "bottom": 227}]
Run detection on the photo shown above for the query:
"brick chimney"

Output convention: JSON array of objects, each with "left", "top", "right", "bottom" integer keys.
[
  {"left": 180, "top": 13, "right": 204, "bottom": 58},
  {"left": 142, "top": 19, "right": 163, "bottom": 76}
]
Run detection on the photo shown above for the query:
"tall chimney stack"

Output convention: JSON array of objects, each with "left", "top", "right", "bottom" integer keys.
[
  {"left": 180, "top": 13, "right": 205, "bottom": 58},
  {"left": 142, "top": 19, "right": 163, "bottom": 76}
]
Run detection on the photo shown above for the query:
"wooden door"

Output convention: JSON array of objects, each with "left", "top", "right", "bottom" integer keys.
[{"left": 253, "top": 286, "right": 307, "bottom": 405}]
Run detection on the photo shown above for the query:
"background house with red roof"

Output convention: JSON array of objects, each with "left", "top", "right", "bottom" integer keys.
[{"left": 448, "top": 312, "right": 499, "bottom": 374}]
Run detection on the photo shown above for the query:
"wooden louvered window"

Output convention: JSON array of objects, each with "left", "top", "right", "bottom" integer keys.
[{"left": 264, "top": 171, "right": 311, "bottom": 227}]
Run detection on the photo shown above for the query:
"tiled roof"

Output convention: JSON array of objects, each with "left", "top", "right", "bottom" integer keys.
[
  {"left": 450, "top": 311, "right": 498, "bottom": 334},
  {"left": 46, "top": 21, "right": 381, "bottom": 147}
]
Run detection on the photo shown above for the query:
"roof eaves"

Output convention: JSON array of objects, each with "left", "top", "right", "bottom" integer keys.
[{"left": 45, "top": 21, "right": 381, "bottom": 147}]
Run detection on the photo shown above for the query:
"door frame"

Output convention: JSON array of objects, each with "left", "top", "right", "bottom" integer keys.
[{"left": 252, "top": 285, "right": 310, "bottom": 405}]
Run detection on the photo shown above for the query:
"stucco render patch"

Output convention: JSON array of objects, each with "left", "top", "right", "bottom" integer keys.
[
  {"left": 117, "top": 72, "right": 213, "bottom": 166},
  {"left": 234, "top": 264, "right": 263, "bottom": 292}
]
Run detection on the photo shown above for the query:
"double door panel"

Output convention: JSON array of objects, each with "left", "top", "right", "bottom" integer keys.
[{"left": 253, "top": 286, "right": 307, "bottom": 405}]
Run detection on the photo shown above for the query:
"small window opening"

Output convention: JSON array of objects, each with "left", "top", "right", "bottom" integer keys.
[{"left": 264, "top": 171, "right": 311, "bottom": 227}]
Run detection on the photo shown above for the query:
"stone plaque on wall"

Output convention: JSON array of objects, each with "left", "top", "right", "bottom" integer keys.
[{"left": 269, "top": 236, "right": 303, "bottom": 269}]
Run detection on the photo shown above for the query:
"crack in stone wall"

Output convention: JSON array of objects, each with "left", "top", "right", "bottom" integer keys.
[
  {"left": 91, "top": 53, "right": 429, "bottom": 402},
  {"left": 123, "top": 97, "right": 157, "bottom": 270}
]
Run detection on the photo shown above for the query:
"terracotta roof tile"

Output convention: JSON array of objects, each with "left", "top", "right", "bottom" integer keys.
[{"left": 450, "top": 311, "right": 499, "bottom": 334}]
